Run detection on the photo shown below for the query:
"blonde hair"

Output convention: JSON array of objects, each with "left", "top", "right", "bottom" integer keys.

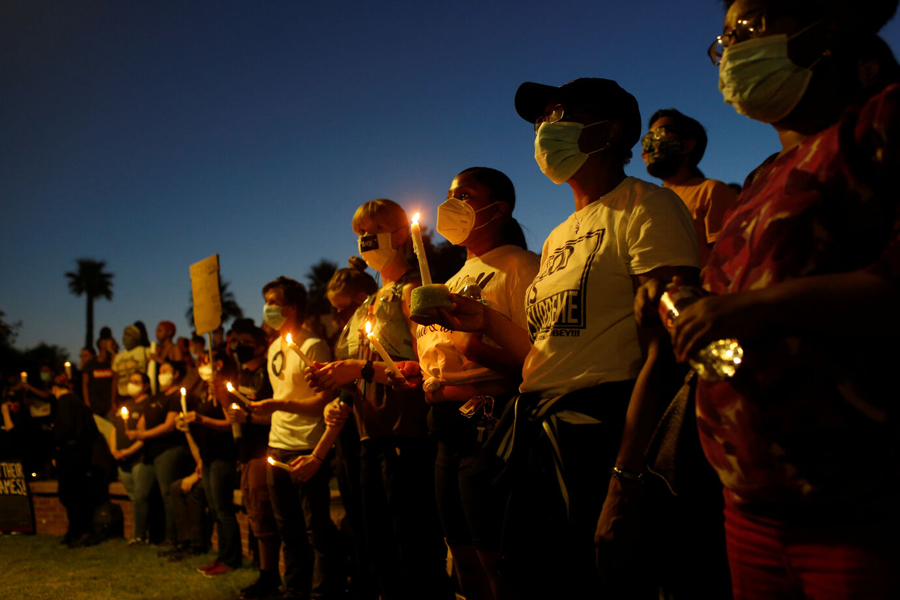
[{"left": 351, "top": 198, "right": 409, "bottom": 235}]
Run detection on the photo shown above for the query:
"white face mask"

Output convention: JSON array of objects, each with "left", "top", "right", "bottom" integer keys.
[
  {"left": 534, "top": 120, "right": 608, "bottom": 184},
  {"left": 158, "top": 373, "right": 174, "bottom": 389},
  {"left": 263, "top": 303, "right": 287, "bottom": 330},
  {"left": 126, "top": 382, "right": 144, "bottom": 397},
  {"left": 718, "top": 33, "right": 816, "bottom": 124},
  {"left": 358, "top": 232, "right": 396, "bottom": 271},
  {"left": 198, "top": 364, "right": 213, "bottom": 382},
  {"left": 436, "top": 198, "right": 499, "bottom": 245}
]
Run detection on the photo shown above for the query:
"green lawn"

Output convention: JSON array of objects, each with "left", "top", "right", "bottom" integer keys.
[{"left": 0, "top": 534, "right": 259, "bottom": 600}]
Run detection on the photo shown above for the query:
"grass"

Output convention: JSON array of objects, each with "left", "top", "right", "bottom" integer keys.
[{"left": 0, "top": 534, "right": 259, "bottom": 600}]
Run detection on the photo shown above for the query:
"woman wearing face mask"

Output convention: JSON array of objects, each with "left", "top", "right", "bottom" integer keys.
[
  {"left": 433, "top": 81, "right": 701, "bottom": 599},
  {"left": 637, "top": 2, "right": 900, "bottom": 598},
  {"left": 126, "top": 362, "right": 193, "bottom": 546},
  {"left": 112, "top": 324, "right": 150, "bottom": 408},
  {"left": 118, "top": 372, "right": 153, "bottom": 543},
  {"left": 404, "top": 167, "right": 539, "bottom": 600},
  {"left": 309, "top": 199, "right": 453, "bottom": 600}
]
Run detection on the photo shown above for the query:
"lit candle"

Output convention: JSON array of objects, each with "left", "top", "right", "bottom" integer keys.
[
  {"left": 64, "top": 362, "right": 72, "bottom": 379},
  {"left": 365, "top": 321, "right": 404, "bottom": 379},
  {"left": 20, "top": 372, "right": 27, "bottom": 383},
  {"left": 120, "top": 406, "right": 130, "bottom": 430},
  {"left": 410, "top": 213, "right": 432, "bottom": 286},
  {"left": 285, "top": 333, "right": 314, "bottom": 369},
  {"left": 226, "top": 382, "right": 250, "bottom": 407},
  {"left": 180, "top": 387, "right": 187, "bottom": 414},
  {"left": 267, "top": 456, "right": 292, "bottom": 472},
  {"left": 231, "top": 403, "right": 240, "bottom": 410}
]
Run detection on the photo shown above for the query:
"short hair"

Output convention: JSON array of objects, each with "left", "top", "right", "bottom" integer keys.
[
  {"left": 327, "top": 256, "right": 379, "bottom": 298},
  {"left": 262, "top": 276, "right": 308, "bottom": 315},
  {"left": 649, "top": 108, "right": 708, "bottom": 169},
  {"left": 164, "top": 360, "right": 187, "bottom": 379},
  {"left": 82, "top": 346, "right": 96, "bottom": 356},
  {"left": 351, "top": 199, "right": 408, "bottom": 235},
  {"left": 230, "top": 318, "right": 268, "bottom": 347}
]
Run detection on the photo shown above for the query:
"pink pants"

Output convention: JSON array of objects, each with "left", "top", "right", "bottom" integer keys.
[{"left": 724, "top": 493, "right": 898, "bottom": 600}]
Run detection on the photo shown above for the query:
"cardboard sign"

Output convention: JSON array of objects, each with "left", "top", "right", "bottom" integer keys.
[
  {"left": 190, "top": 254, "right": 222, "bottom": 335},
  {"left": 0, "top": 460, "right": 35, "bottom": 533}
]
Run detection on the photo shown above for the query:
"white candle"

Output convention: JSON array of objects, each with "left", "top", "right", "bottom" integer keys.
[
  {"left": 267, "top": 456, "right": 292, "bottom": 472},
  {"left": 410, "top": 213, "right": 432, "bottom": 286},
  {"left": 20, "top": 371, "right": 27, "bottom": 383},
  {"left": 285, "top": 333, "right": 314, "bottom": 369},
  {"left": 180, "top": 387, "right": 187, "bottom": 414},
  {"left": 64, "top": 362, "right": 72, "bottom": 379},
  {"left": 120, "top": 406, "right": 130, "bottom": 430},
  {"left": 365, "top": 321, "right": 403, "bottom": 379},
  {"left": 226, "top": 382, "right": 251, "bottom": 407},
  {"left": 229, "top": 402, "right": 243, "bottom": 439}
]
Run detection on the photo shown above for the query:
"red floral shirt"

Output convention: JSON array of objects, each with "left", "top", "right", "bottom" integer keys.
[{"left": 697, "top": 83, "right": 900, "bottom": 515}]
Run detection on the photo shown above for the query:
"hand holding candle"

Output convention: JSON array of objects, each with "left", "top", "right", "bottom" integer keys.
[
  {"left": 410, "top": 213, "right": 432, "bottom": 286},
  {"left": 285, "top": 333, "right": 314, "bottom": 370},
  {"left": 365, "top": 321, "right": 404, "bottom": 380},
  {"left": 64, "top": 362, "right": 72, "bottom": 379},
  {"left": 267, "top": 456, "right": 292, "bottom": 472},
  {"left": 226, "top": 382, "right": 251, "bottom": 408},
  {"left": 180, "top": 387, "right": 187, "bottom": 414},
  {"left": 120, "top": 406, "right": 130, "bottom": 430}
]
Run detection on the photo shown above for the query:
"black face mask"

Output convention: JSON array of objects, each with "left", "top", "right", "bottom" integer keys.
[{"left": 233, "top": 344, "right": 256, "bottom": 364}]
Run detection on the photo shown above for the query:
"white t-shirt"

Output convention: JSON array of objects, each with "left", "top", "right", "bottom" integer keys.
[
  {"left": 112, "top": 346, "right": 149, "bottom": 396},
  {"left": 521, "top": 177, "right": 700, "bottom": 397},
  {"left": 266, "top": 330, "right": 331, "bottom": 451},
  {"left": 416, "top": 245, "right": 540, "bottom": 388}
]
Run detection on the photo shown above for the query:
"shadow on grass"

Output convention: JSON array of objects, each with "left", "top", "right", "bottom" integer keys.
[{"left": 0, "top": 534, "right": 259, "bottom": 600}]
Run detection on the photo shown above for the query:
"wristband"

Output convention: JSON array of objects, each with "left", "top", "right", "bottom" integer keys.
[
  {"left": 311, "top": 453, "right": 324, "bottom": 463},
  {"left": 610, "top": 466, "right": 644, "bottom": 484},
  {"left": 360, "top": 360, "right": 375, "bottom": 383}
]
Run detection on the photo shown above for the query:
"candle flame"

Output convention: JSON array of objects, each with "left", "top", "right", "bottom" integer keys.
[
  {"left": 231, "top": 403, "right": 240, "bottom": 410},
  {"left": 285, "top": 333, "right": 293, "bottom": 344},
  {"left": 365, "top": 321, "right": 372, "bottom": 335},
  {"left": 120, "top": 407, "right": 129, "bottom": 419},
  {"left": 412, "top": 213, "right": 420, "bottom": 225},
  {"left": 180, "top": 387, "right": 186, "bottom": 395},
  {"left": 226, "top": 382, "right": 234, "bottom": 392},
  {"left": 20, "top": 372, "right": 26, "bottom": 377},
  {"left": 64, "top": 362, "right": 71, "bottom": 367},
  {"left": 267, "top": 456, "right": 275, "bottom": 465}
]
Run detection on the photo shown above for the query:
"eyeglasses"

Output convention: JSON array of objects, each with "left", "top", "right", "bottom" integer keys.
[
  {"left": 708, "top": 7, "right": 768, "bottom": 66},
  {"left": 640, "top": 127, "right": 679, "bottom": 152},
  {"left": 534, "top": 104, "right": 606, "bottom": 133}
]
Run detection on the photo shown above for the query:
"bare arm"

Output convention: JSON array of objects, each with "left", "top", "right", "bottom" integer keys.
[{"left": 82, "top": 373, "right": 91, "bottom": 409}]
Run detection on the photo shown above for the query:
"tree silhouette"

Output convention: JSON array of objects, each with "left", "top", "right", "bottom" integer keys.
[
  {"left": 185, "top": 280, "right": 244, "bottom": 330},
  {"left": 65, "top": 259, "right": 114, "bottom": 350},
  {"left": 306, "top": 259, "right": 338, "bottom": 317}
]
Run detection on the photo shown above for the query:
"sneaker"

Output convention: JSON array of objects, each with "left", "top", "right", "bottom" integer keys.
[
  {"left": 127, "top": 537, "right": 147, "bottom": 546},
  {"left": 202, "top": 563, "right": 232, "bottom": 577},
  {"left": 240, "top": 576, "right": 282, "bottom": 599},
  {"left": 197, "top": 559, "right": 221, "bottom": 573}
]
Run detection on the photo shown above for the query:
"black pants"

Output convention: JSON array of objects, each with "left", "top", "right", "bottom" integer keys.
[{"left": 169, "top": 477, "right": 210, "bottom": 550}]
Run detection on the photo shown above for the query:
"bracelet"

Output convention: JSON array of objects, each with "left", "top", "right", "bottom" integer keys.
[
  {"left": 610, "top": 466, "right": 644, "bottom": 484},
  {"left": 360, "top": 360, "right": 375, "bottom": 383},
  {"left": 311, "top": 453, "right": 324, "bottom": 463}
]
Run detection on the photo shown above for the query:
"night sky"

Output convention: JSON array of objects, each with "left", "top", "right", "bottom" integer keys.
[{"left": 3, "top": 0, "right": 899, "bottom": 360}]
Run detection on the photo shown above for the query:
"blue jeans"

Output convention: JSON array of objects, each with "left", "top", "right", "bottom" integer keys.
[
  {"left": 132, "top": 446, "right": 191, "bottom": 542},
  {"left": 202, "top": 458, "right": 241, "bottom": 568}
]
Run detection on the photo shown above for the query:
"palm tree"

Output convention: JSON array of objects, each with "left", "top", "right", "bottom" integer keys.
[
  {"left": 185, "top": 280, "right": 244, "bottom": 330},
  {"left": 65, "top": 259, "right": 114, "bottom": 350}
]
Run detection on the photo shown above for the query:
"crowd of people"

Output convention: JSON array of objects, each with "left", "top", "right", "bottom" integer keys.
[{"left": 2, "top": 1, "right": 899, "bottom": 599}]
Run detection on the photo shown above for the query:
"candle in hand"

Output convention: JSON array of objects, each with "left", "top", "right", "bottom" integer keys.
[
  {"left": 64, "top": 362, "right": 72, "bottom": 379},
  {"left": 365, "top": 321, "right": 404, "bottom": 379},
  {"left": 120, "top": 406, "right": 130, "bottom": 430},
  {"left": 226, "top": 382, "right": 251, "bottom": 407},
  {"left": 285, "top": 333, "right": 314, "bottom": 369},
  {"left": 410, "top": 213, "right": 432, "bottom": 286},
  {"left": 267, "top": 456, "right": 292, "bottom": 472},
  {"left": 180, "top": 387, "right": 187, "bottom": 414},
  {"left": 20, "top": 372, "right": 27, "bottom": 383}
]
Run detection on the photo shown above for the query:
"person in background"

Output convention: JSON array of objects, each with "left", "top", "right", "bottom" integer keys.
[
  {"left": 642, "top": 1, "right": 900, "bottom": 598},
  {"left": 165, "top": 410, "right": 209, "bottom": 562},
  {"left": 407, "top": 166, "right": 540, "bottom": 600},
  {"left": 311, "top": 199, "right": 452, "bottom": 600},
  {"left": 107, "top": 386, "right": 144, "bottom": 502},
  {"left": 224, "top": 319, "right": 281, "bottom": 600},
  {"left": 81, "top": 345, "right": 114, "bottom": 421},
  {"left": 50, "top": 369, "right": 104, "bottom": 548},
  {"left": 247, "top": 277, "right": 342, "bottom": 600},
  {"left": 185, "top": 353, "right": 242, "bottom": 577},
  {"left": 98, "top": 326, "right": 119, "bottom": 357},
  {"left": 641, "top": 108, "right": 737, "bottom": 269},
  {"left": 112, "top": 325, "right": 150, "bottom": 408},
  {"left": 150, "top": 321, "right": 183, "bottom": 371}
]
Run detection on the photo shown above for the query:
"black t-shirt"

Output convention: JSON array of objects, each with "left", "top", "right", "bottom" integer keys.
[
  {"left": 236, "top": 365, "right": 272, "bottom": 462},
  {"left": 113, "top": 398, "right": 143, "bottom": 471},
  {"left": 142, "top": 391, "right": 186, "bottom": 463},
  {"left": 189, "top": 394, "right": 236, "bottom": 464},
  {"left": 82, "top": 357, "right": 114, "bottom": 417},
  {"left": 51, "top": 392, "right": 97, "bottom": 463}
]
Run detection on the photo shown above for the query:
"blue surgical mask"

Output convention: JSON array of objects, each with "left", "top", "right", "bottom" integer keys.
[{"left": 263, "top": 304, "right": 287, "bottom": 330}]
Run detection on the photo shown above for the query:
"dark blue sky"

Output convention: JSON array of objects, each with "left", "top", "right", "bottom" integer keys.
[{"left": 3, "top": 0, "right": 899, "bottom": 360}]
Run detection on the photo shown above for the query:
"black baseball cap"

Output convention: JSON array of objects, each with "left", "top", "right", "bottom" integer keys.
[{"left": 515, "top": 78, "right": 642, "bottom": 150}]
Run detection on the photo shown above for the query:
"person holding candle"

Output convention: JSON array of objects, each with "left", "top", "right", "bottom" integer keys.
[
  {"left": 127, "top": 362, "right": 193, "bottom": 547},
  {"left": 113, "top": 372, "right": 155, "bottom": 543},
  {"left": 246, "top": 276, "right": 342, "bottom": 600},
  {"left": 309, "top": 199, "right": 452, "bottom": 600},
  {"left": 107, "top": 394, "right": 144, "bottom": 503},
  {"left": 431, "top": 79, "right": 701, "bottom": 598},
  {"left": 396, "top": 166, "right": 538, "bottom": 600},
  {"left": 184, "top": 353, "right": 243, "bottom": 576}
]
